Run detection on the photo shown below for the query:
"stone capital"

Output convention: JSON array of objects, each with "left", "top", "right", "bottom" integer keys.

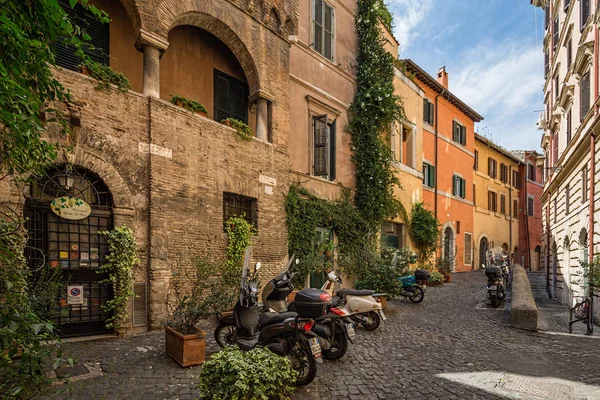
[
  {"left": 135, "top": 29, "right": 169, "bottom": 56},
  {"left": 249, "top": 90, "right": 276, "bottom": 104}
]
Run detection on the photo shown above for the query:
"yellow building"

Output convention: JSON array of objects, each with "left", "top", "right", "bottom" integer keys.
[{"left": 473, "top": 133, "right": 520, "bottom": 268}]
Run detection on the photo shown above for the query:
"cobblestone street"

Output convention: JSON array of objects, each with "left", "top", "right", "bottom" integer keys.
[{"left": 45, "top": 271, "right": 600, "bottom": 399}]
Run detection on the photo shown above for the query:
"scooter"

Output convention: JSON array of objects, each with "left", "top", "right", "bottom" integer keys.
[
  {"left": 321, "top": 271, "right": 387, "bottom": 331},
  {"left": 260, "top": 257, "right": 355, "bottom": 360},
  {"left": 485, "top": 264, "right": 505, "bottom": 307},
  {"left": 213, "top": 249, "right": 321, "bottom": 386},
  {"left": 394, "top": 252, "right": 429, "bottom": 303}
]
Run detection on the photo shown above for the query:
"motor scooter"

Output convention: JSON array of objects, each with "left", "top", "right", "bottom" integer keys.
[
  {"left": 213, "top": 249, "right": 321, "bottom": 386},
  {"left": 393, "top": 252, "right": 429, "bottom": 303},
  {"left": 485, "top": 247, "right": 507, "bottom": 307}
]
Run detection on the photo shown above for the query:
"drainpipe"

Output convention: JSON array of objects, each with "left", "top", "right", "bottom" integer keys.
[
  {"left": 546, "top": 194, "right": 551, "bottom": 298},
  {"left": 509, "top": 162, "right": 520, "bottom": 266},
  {"left": 434, "top": 91, "right": 443, "bottom": 221}
]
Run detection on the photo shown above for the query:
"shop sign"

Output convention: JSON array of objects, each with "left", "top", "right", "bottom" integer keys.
[
  {"left": 67, "top": 285, "right": 84, "bottom": 305},
  {"left": 50, "top": 196, "right": 91, "bottom": 220}
]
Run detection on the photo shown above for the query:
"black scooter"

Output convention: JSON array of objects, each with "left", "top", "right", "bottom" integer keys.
[{"left": 214, "top": 249, "right": 321, "bottom": 386}]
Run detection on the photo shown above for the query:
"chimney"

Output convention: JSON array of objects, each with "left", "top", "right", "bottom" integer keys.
[{"left": 437, "top": 66, "right": 448, "bottom": 89}]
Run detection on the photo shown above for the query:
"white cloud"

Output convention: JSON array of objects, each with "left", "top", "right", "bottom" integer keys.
[{"left": 387, "top": 0, "right": 433, "bottom": 53}]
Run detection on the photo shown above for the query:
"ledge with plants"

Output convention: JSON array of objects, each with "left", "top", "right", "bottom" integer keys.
[
  {"left": 221, "top": 118, "right": 253, "bottom": 141},
  {"left": 170, "top": 95, "right": 208, "bottom": 117},
  {"left": 80, "top": 59, "right": 131, "bottom": 93}
]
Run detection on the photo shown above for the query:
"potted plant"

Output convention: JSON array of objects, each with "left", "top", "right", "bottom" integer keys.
[
  {"left": 165, "top": 259, "right": 223, "bottom": 367},
  {"left": 221, "top": 117, "right": 253, "bottom": 141},
  {"left": 170, "top": 95, "right": 208, "bottom": 117}
]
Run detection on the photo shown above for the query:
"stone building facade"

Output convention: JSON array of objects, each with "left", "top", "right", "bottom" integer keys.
[{"left": 1, "top": 0, "right": 298, "bottom": 336}]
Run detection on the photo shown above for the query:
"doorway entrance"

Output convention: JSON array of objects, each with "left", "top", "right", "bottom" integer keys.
[
  {"left": 443, "top": 227, "right": 454, "bottom": 269},
  {"left": 25, "top": 165, "right": 114, "bottom": 337},
  {"left": 479, "top": 237, "right": 488, "bottom": 268}
]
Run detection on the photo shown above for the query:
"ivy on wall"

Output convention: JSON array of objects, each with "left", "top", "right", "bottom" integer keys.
[{"left": 348, "top": 0, "right": 404, "bottom": 229}]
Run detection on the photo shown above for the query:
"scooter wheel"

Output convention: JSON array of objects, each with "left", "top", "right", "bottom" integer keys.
[
  {"left": 214, "top": 322, "right": 237, "bottom": 348},
  {"left": 409, "top": 286, "right": 425, "bottom": 303},
  {"left": 362, "top": 311, "right": 381, "bottom": 331},
  {"left": 322, "top": 329, "right": 348, "bottom": 360},
  {"left": 492, "top": 296, "right": 500, "bottom": 308},
  {"left": 290, "top": 339, "right": 317, "bottom": 386}
]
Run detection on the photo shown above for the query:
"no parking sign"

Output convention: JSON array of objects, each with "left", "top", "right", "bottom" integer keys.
[{"left": 67, "top": 285, "right": 84, "bottom": 305}]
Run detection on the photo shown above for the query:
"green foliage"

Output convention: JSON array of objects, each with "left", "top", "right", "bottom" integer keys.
[
  {"left": 0, "top": 0, "right": 108, "bottom": 177},
  {"left": 98, "top": 226, "right": 138, "bottom": 331},
  {"left": 221, "top": 215, "right": 256, "bottom": 307},
  {"left": 170, "top": 95, "right": 207, "bottom": 113},
  {"left": 374, "top": 0, "right": 394, "bottom": 32},
  {"left": 198, "top": 346, "right": 297, "bottom": 400},
  {"left": 580, "top": 256, "right": 600, "bottom": 289},
  {"left": 28, "top": 266, "right": 67, "bottom": 321},
  {"left": 82, "top": 59, "right": 131, "bottom": 93},
  {"left": 222, "top": 118, "right": 253, "bottom": 141},
  {"left": 285, "top": 186, "right": 370, "bottom": 287},
  {"left": 0, "top": 218, "right": 71, "bottom": 399},
  {"left": 348, "top": 0, "right": 404, "bottom": 228},
  {"left": 436, "top": 257, "right": 452, "bottom": 276},
  {"left": 167, "top": 259, "right": 223, "bottom": 335},
  {"left": 354, "top": 247, "right": 411, "bottom": 297},
  {"left": 428, "top": 270, "right": 444, "bottom": 285},
  {"left": 409, "top": 203, "right": 440, "bottom": 263}
]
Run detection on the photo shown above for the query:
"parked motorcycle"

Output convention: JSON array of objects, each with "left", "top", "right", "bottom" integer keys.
[
  {"left": 213, "top": 249, "right": 320, "bottom": 386},
  {"left": 321, "top": 271, "right": 387, "bottom": 331},
  {"left": 485, "top": 247, "right": 508, "bottom": 307},
  {"left": 393, "top": 252, "right": 430, "bottom": 303}
]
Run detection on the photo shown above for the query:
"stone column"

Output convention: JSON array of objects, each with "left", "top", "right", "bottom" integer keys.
[
  {"left": 142, "top": 45, "right": 160, "bottom": 98},
  {"left": 255, "top": 98, "right": 268, "bottom": 141},
  {"left": 136, "top": 30, "right": 169, "bottom": 98}
]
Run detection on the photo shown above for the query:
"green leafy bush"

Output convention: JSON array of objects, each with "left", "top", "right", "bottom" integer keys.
[
  {"left": 354, "top": 258, "right": 402, "bottom": 296},
  {"left": 82, "top": 59, "right": 131, "bottom": 93},
  {"left": 222, "top": 118, "right": 254, "bottom": 141},
  {"left": 436, "top": 257, "right": 452, "bottom": 276},
  {"left": 170, "top": 95, "right": 207, "bottom": 113},
  {"left": 28, "top": 266, "right": 67, "bottom": 321},
  {"left": 429, "top": 271, "right": 444, "bottom": 285},
  {"left": 410, "top": 203, "right": 440, "bottom": 263},
  {"left": 198, "top": 346, "right": 297, "bottom": 400}
]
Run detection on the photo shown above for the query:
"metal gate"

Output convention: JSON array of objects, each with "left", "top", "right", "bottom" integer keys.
[{"left": 25, "top": 165, "right": 114, "bottom": 337}]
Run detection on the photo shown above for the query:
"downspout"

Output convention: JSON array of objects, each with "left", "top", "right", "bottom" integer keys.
[
  {"left": 146, "top": 96, "right": 153, "bottom": 329},
  {"left": 525, "top": 171, "right": 532, "bottom": 269},
  {"left": 434, "top": 91, "right": 444, "bottom": 221},
  {"left": 589, "top": 7, "right": 598, "bottom": 316},
  {"left": 546, "top": 194, "right": 551, "bottom": 298}
]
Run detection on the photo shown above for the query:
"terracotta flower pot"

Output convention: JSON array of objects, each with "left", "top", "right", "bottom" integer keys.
[
  {"left": 444, "top": 273, "right": 451, "bottom": 283},
  {"left": 80, "top": 65, "right": 91, "bottom": 76},
  {"left": 223, "top": 119, "right": 234, "bottom": 128},
  {"left": 165, "top": 326, "right": 206, "bottom": 368},
  {"left": 195, "top": 110, "right": 208, "bottom": 117}
]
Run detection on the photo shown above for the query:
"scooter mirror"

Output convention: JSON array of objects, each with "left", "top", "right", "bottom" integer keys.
[
  {"left": 481, "top": 264, "right": 486, "bottom": 269},
  {"left": 254, "top": 262, "right": 261, "bottom": 271},
  {"left": 295, "top": 258, "right": 300, "bottom": 265}
]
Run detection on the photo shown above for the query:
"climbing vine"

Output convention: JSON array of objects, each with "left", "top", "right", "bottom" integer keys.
[
  {"left": 409, "top": 202, "right": 440, "bottom": 264},
  {"left": 99, "top": 226, "right": 139, "bottom": 331},
  {"left": 348, "top": 0, "right": 404, "bottom": 230}
]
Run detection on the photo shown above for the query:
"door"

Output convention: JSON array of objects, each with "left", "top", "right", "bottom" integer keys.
[
  {"left": 479, "top": 238, "right": 488, "bottom": 268},
  {"left": 25, "top": 165, "right": 114, "bottom": 337},
  {"left": 444, "top": 227, "right": 454, "bottom": 262},
  {"left": 552, "top": 242, "right": 558, "bottom": 298}
]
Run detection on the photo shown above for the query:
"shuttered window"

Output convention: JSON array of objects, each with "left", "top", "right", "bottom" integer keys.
[
  {"left": 512, "top": 170, "right": 520, "bottom": 189},
  {"left": 312, "top": 115, "right": 336, "bottom": 181},
  {"left": 565, "top": 184, "right": 570, "bottom": 215},
  {"left": 452, "top": 121, "right": 466, "bottom": 146},
  {"left": 566, "top": 109, "right": 572, "bottom": 143},
  {"left": 453, "top": 175, "right": 466, "bottom": 199},
  {"left": 464, "top": 232, "right": 472, "bottom": 265},
  {"left": 474, "top": 150, "right": 478, "bottom": 170},
  {"left": 544, "top": 51, "right": 549, "bottom": 78},
  {"left": 514, "top": 199, "right": 519, "bottom": 218},
  {"left": 581, "top": 0, "right": 590, "bottom": 31},
  {"left": 473, "top": 184, "right": 476, "bottom": 206},
  {"left": 500, "top": 194, "right": 506, "bottom": 214},
  {"left": 553, "top": 16, "right": 559, "bottom": 51},
  {"left": 488, "top": 191, "right": 497, "bottom": 212},
  {"left": 423, "top": 163, "right": 435, "bottom": 188},
  {"left": 554, "top": 75, "right": 559, "bottom": 100},
  {"left": 545, "top": 4, "right": 550, "bottom": 28},
  {"left": 55, "top": 1, "right": 110, "bottom": 71},
  {"left": 488, "top": 158, "right": 497, "bottom": 179},
  {"left": 527, "top": 196, "right": 534, "bottom": 216},
  {"left": 580, "top": 72, "right": 590, "bottom": 121},
  {"left": 423, "top": 99, "right": 434, "bottom": 125},
  {"left": 553, "top": 134, "right": 559, "bottom": 166},
  {"left": 528, "top": 163, "right": 536, "bottom": 181},
  {"left": 214, "top": 70, "right": 248, "bottom": 124},
  {"left": 582, "top": 166, "right": 589, "bottom": 202},
  {"left": 314, "top": 0, "right": 334, "bottom": 61},
  {"left": 500, "top": 164, "right": 507, "bottom": 184},
  {"left": 567, "top": 39, "right": 572, "bottom": 67}
]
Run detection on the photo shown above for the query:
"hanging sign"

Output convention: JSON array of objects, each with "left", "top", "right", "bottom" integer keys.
[
  {"left": 50, "top": 196, "right": 91, "bottom": 220},
  {"left": 67, "top": 285, "right": 84, "bottom": 305}
]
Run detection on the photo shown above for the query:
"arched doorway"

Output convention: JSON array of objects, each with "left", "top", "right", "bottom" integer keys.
[
  {"left": 533, "top": 245, "right": 541, "bottom": 272},
  {"left": 443, "top": 226, "right": 454, "bottom": 266},
  {"left": 479, "top": 237, "right": 488, "bottom": 268},
  {"left": 25, "top": 165, "right": 114, "bottom": 337}
]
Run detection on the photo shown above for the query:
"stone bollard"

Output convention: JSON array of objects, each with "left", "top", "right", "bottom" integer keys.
[{"left": 509, "top": 264, "right": 538, "bottom": 331}]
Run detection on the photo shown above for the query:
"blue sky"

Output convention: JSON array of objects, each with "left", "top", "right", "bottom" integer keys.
[{"left": 387, "top": 0, "right": 546, "bottom": 151}]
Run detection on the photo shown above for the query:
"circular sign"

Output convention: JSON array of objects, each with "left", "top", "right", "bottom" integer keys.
[
  {"left": 50, "top": 196, "right": 91, "bottom": 220},
  {"left": 69, "top": 287, "right": 81, "bottom": 297}
]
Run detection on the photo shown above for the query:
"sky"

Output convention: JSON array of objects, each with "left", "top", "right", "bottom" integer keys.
[{"left": 386, "top": 0, "right": 546, "bottom": 152}]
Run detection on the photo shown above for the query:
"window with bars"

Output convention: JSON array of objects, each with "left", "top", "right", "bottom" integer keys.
[
  {"left": 312, "top": 115, "right": 336, "bottom": 181},
  {"left": 488, "top": 158, "right": 497, "bottom": 179},
  {"left": 381, "top": 221, "right": 404, "bottom": 250},
  {"left": 500, "top": 194, "right": 506, "bottom": 214},
  {"left": 423, "top": 163, "right": 435, "bottom": 188},
  {"left": 423, "top": 99, "right": 435, "bottom": 125},
  {"left": 581, "top": 71, "right": 590, "bottom": 121},
  {"left": 214, "top": 70, "right": 248, "bottom": 124},
  {"left": 527, "top": 196, "right": 534, "bottom": 216},
  {"left": 452, "top": 121, "right": 466, "bottom": 146},
  {"left": 223, "top": 192, "right": 258, "bottom": 229},
  {"left": 452, "top": 174, "right": 466, "bottom": 199},
  {"left": 313, "top": 0, "right": 334, "bottom": 61},
  {"left": 488, "top": 190, "right": 497, "bottom": 212},
  {"left": 55, "top": 1, "right": 110, "bottom": 71}
]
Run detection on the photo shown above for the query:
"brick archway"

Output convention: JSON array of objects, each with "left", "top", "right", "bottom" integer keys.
[
  {"left": 156, "top": 1, "right": 261, "bottom": 94},
  {"left": 116, "top": 0, "right": 143, "bottom": 34}
]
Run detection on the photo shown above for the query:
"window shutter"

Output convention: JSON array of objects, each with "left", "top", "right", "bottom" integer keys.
[
  {"left": 488, "top": 158, "right": 492, "bottom": 177},
  {"left": 452, "top": 121, "right": 458, "bottom": 142},
  {"left": 488, "top": 191, "right": 492, "bottom": 210},
  {"left": 428, "top": 102, "right": 434, "bottom": 125},
  {"left": 460, "top": 126, "right": 466, "bottom": 146},
  {"left": 55, "top": 4, "right": 80, "bottom": 71},
  {"left": 581, "top": 0, "right": 590, "bottom": 29},
  {"left": 473, "top": 184, "right": 476, "bottom": 206},
  {"left": 230, "top": 79, "right": 248, "bottom": 123},
  {"left": 313, "top": 114, "right": 328, "bottom": 177},
  {"left": 329, "top": 120, "right": 336, "bottom": 181},
  {"left": 460, "top": 179, "right": 466, "bottom": 199},
  {"left": 314, "top": 0, "right": 323, "bottom": 55},
  {"left": 423, "top": 100, "right": 428, "bottom": 123},
  {"left": 581, "top": 72, "right": 590, "bottom": 121},
  {"left": 474, "top": 150, "right": 478, "bottom": 170},
  {"left": 323, "top": 3, "right": 333, "bottom": 60},
  {"left": 553, "top": 16, "right": 558, "bottom": 50},
  {"left": 214, "top": 72, "right": 230, "bottom": 122},
  {"left": 132, "top": 282, "right": 147, "bottom": 326},
  {"left": 82, "top": 8, "right": 109, "bottom": 65},
  {"left": 567, "top": 109, "right": 572, "bottom": 142},
  {"left": 452, "top": 175, "right": 457, "bottom": 195},
  {"left": 429, "top": 165, "right": 435, "bottom": 187}
]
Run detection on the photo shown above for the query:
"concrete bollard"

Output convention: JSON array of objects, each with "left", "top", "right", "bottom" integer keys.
[{"left": 509, "top": 264, "right": 538, "bottom": 331}]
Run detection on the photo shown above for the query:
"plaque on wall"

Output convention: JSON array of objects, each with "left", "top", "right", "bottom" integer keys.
[{"left": 50, "top": 196, "right": 91, "bottom": 220}]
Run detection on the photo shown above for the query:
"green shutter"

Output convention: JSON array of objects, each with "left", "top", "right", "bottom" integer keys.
[
  {"left": 452, "top": 121, "right": 458, "bottom": 142},
  {"left": 460, "top": 178, "right": 466, "bottom": 198},
  {"left": 429, "top": 165, "right": 435, "bottom": 187},
  {"left": 423, "top": 100, "right": 428, "bottom": 123},
  {"left": 461, "top": 126, "right": 467, "bottom": 146},
  {"left": 428, "top": 102, "right": 434, "bottom": 125}
]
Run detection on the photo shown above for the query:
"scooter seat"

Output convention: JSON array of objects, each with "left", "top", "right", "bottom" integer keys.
[
  {"left": 337, "top": 289, "right": 375, "bottom": 300},
  {"left": 259, "top": 311, "right": 297, "bottom": 326},
  {"left": 237, "top": 335, "right": 259, "bottom": 351}
]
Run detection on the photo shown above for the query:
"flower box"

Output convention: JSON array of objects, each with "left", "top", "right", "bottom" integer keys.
[{"left": 165, "top": 326, "right": 206, "bottom": 368}]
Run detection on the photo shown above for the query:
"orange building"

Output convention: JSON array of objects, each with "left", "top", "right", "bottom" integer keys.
[{"left": 403, "top": 60, "right": 483, "bottom": 272}]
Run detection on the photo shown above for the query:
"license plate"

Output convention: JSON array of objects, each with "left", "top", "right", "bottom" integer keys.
[
  {"left": 378, "top": 310, "right": 387, "bottom": 321},
  {"left": 489, "top": 285, "right": 497, "bottom": 291},
  {"left": 422, "top": 284, "right": 427, "bottom": 291},
  {"left": 346, "top": 323, "right": 356, "bottom": 341},
  {"left": 308, "top": 337, "right": 321, "bottom": 358}
]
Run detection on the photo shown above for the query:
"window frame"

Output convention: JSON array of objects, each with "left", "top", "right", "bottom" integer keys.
[
  {"left": 452, "top": 174, "right": 466, "bottom": 199},
  {"left": 488, "top": 158, "right": 497, "bottom": 179},
  {"left": 311, "top": 114, "right": 336, "bottom": 181},
  {"left": 452, "top": 120, "right": 467, "bottom": 146},
  {"left": 488, "top": 190, "right": 498, "bottom": 212},
  {"left": 312, "top": 0, "right": 335, "bottom": 62},
  {"left": 214, "top": 69, "right": 249, "bottom": 124},
  {"left": 423, "top": 162, "right": 435, "bottom": 188},
  {"left": 223, "top": 192, "right": 258, "bottom": 230},
  {"left": 527, "top": 195, "right": 534, "bottom": 217},
  {"left": 423, "top": 98, "right": 435, "bottom": 126}
]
